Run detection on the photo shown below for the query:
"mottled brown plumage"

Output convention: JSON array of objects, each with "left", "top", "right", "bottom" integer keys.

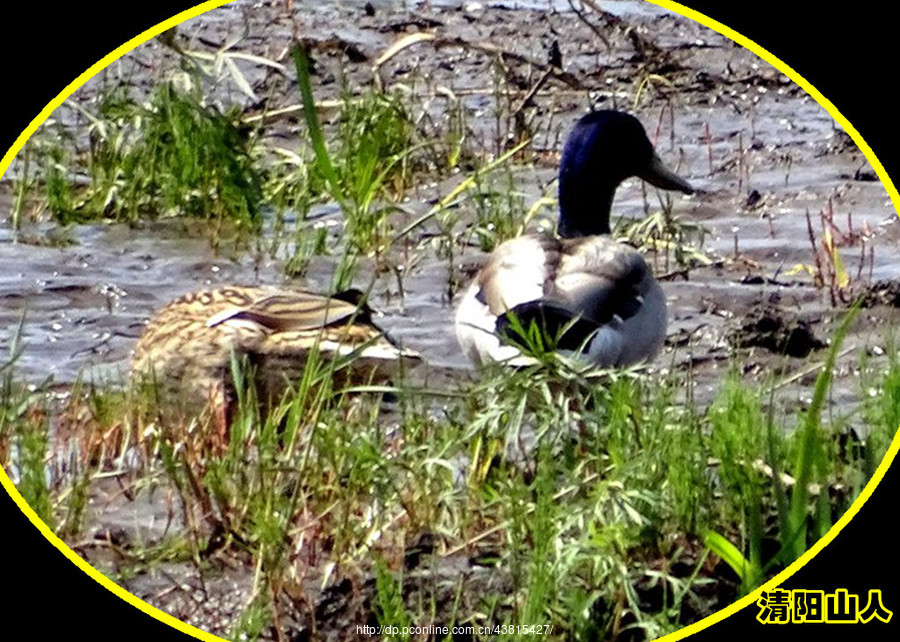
[{"left": 131, "top": 286, "right": 418, "bottom": 421}]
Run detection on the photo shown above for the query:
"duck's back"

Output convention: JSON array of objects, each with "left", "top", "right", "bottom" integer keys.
[{"left": 131, "top": 287, "right": 411, "bottom": 406}]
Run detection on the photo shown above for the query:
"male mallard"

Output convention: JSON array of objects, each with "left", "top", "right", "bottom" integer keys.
[
  {"left": 131, "top": 286, "right": 417, "bottom": 423},
  {"left": 455, "top": 110, "right": 694, "bottom": 367}
]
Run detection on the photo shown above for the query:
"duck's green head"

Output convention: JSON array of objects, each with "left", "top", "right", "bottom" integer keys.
[{"left": 557, "top": 110, "right": 693, "bottom": 238}]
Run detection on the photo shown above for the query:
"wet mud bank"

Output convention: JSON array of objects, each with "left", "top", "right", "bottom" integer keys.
[{"left": 1, "top": 1, "right": 898, "bottom": 639}]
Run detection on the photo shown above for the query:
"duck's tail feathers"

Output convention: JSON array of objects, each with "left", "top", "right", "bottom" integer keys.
[{"left": 495, "top": 301, "right": 601, "bottom": 353}]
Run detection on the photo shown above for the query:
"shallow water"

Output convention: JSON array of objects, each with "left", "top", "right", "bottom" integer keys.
[
  {"left": 2, "top": 1, "right": 899, "bottom": 638},
  {"left": 1, "top": 0, "right": 898, "bottom": 397}
]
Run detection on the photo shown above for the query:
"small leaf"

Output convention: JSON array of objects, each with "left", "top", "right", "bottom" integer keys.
[{"left": 703, "top": 529, "right": 752, "bottom": 582}]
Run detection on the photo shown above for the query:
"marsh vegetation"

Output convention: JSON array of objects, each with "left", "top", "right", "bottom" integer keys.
[{"left": 1, "top": 1, "right": 899, "bottom": 640}]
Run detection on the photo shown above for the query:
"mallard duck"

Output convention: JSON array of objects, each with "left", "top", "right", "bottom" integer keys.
[
  {"left": 131, "top": 286, "right": 417, "bottom": 423},
  {"left": 455, "top": 110, "right": 694, "bottom": 368}
]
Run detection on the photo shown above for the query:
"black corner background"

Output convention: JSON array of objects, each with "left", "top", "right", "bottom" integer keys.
[
  {"left": 3, "top": 4, "right": 199, "bottom": 640},
  {"left": 1, "top": 2, "right": 898, "bottom": 641},
  {"left": 677, "top": 2, "right": 900, "bottom": 640}
]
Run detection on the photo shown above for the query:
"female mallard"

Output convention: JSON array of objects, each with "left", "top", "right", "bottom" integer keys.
[
  {"left": 455, "top": 110, "right": 694, "bottom": 368},
  {"left": 131, "top": 286, "right": 417, "bottom": 421}
]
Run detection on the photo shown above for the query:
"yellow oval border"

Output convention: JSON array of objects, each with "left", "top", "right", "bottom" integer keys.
[
  {"left": 650, "top": 1, "right": 900, "bottom": 640},
  {"left": 0, "top": 5, "right": 237, "bottom": 640},
  {"left": 0, "top": 1, "right": 897, "bottom": 641}
]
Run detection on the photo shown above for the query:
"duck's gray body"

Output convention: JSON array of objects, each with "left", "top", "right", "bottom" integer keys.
[
  {"left": 456, "top": 235, "right": 667, "bottom": 367},
  {"left": 454, "top": 110, "right": 692, "bottom": 369}
]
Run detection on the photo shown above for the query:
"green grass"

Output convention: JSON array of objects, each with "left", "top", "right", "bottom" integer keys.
[
  {"left": 468, "top": 168, "right": 532, "bottom": 253},
  {"left": 4, "top": 25, "right": 898, "bottom": 642},
  {"left": 17, "top": 82, "right": 264, "bottom": 234},
  {"left": 615, "top": 202, "right": 713, "bottom": 275},
  {"left": 3, "top": 310, "right": 897, "bottom": 640},
  {"left": 1, "top": 315, "right": 53, "bottom": 526},
  {"left": 9, "top": 36, "right": 532, "bottom": 274},
  {"left": 703, "top": 306, "right": 864, "bottom": 595},
  {"left": 292, "top": 44, "right": 417, "bottom": 254}
]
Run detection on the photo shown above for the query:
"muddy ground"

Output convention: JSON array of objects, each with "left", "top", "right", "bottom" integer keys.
[{"left": 1, "top": 0, "right": 899, "bottom": 639}]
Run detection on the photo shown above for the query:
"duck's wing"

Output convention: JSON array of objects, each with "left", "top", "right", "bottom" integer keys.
[
  {"left": 551, "top": 240, "right": 652, "bottom": 324},
  {"left": 204, "top": 288, "right": 420, "bottom": 358},
  {"left": 206, "top": 289, "right": 367, "bottom": 332},
  {"left": 455, "top": 236, "right": 562, "bottom": 365},
  {"left": 458, "top": 235, "right": 663, "bottom": 365}
]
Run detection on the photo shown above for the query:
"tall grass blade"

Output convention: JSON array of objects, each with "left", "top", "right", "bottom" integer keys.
[
  {"left": 785, "top": 303, "right": 860, "bottom": 561},
  {"left": 291, "top": 44, "right": 342, "bottom": 205},
  {"left": 703, "top": 529, "right": 759, "bottom": 593}
]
